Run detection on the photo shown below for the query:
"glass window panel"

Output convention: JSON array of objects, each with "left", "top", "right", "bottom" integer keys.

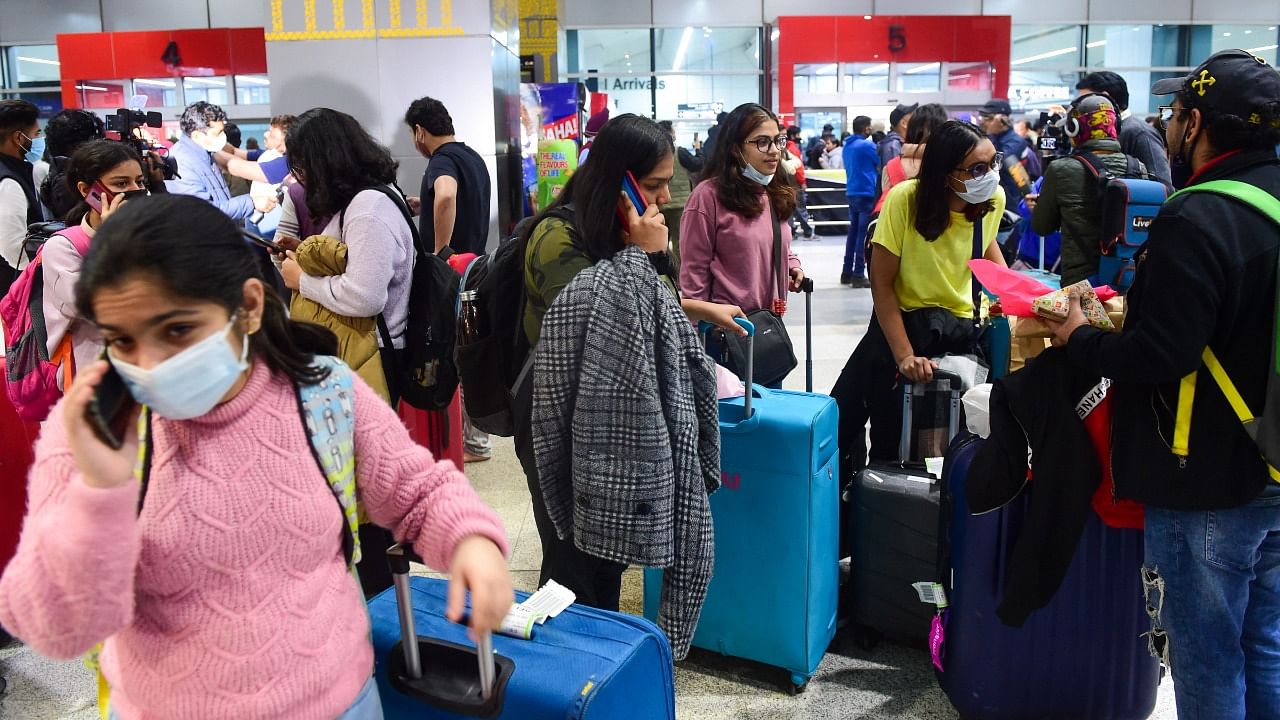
[
  {"left": 897, "top": 62, "right": 941, "bottom": 93},
  {"left": 655, "top": 27, "right": 759, "bottom": 72},
  {"left": 7, "top": 45, "right": 60, "bottom": 86},
  {"left": 133, "top": 78, "right": 179, "bottom": 107},
  {"left": 10, "top": 92, "right": 62, "bottom": 120},
  {"left": 794, "top": 75, "right": 809, "bottom": 96},
  {"left": 655, "top": 74, "right": 760, "bottom": 123},
  {"left": 235, "top": 75, "right": 271, "bottom": 105},
  {"left": 571, "top": 29, "right": 651, "bottom": 75},
  {"left": 77, "top": 81, "right": 129, "bottom": 110},
  {"left": 845, "top": 62, "right": 889, "bottom": 93},
  {"left": 1011, "top": 25, "right": 1081, "bottom": 68},
  {"left": 1008, "top": 70, "right": 1080, "bottom": 112},
  {"left": 183, "top": 77, "right": 229, "bottom": 105},
  {"left": 1213, "top": 25, "right": 1279, "bottom": 65},
  {"left": 947, "top": 62, "right": 994, "bottom": 92}
]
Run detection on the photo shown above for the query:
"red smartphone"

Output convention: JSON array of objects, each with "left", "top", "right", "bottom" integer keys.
[
  {"left": 84, "top": 181, "right": 109, "bottom": 213},
  {"left": 617, "top": 170, "right": 648, "bottom": 230}
]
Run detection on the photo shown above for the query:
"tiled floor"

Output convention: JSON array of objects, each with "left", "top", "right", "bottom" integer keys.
[{"left": 0, "top": 234, "right": 1177, "bottom": 719}]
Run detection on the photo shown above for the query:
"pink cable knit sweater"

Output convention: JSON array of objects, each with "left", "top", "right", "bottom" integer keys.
[{"left": 0, "top": 361, "right": 509, "bottom": 720}]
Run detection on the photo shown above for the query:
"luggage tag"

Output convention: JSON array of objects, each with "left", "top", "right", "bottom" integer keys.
[{"left": 912, "top": 582, "right": 949, "bottom": 672}]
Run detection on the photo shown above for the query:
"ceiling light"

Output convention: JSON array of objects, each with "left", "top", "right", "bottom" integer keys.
[
  {"left": 864, "top": 15, "right": 873, "bottom": 20},
  {"left": 1010, "top": 46, "right": 1077, "bottom": 66},
  {"left": 815, "top": 63, "right": 837, "bottom": 75},
  {"left": 184, "top": 77, "right": 225, "bottom": 86},
  {"left": 672, "top": 26, "right": 693, "bottom": 71},
  {"left": 1086, "top": 40, "right": 1107, "bottom": 48},
  {"left": 1245, "top": 30, "right": 1253, "bottom": 34},
  {"left": 860, "top": 63, "right": 889, "bottom": 75},
  {"left": 904, "top": 62, "right": 939, "bottom": 74},
  {"left": 76, "top": 84, "right": 108, "bottom": 92},
  {"left": 1132, "top": 26, "right": 1141, "bottom": 31},
  {"left": 133, "top": 79, "right": 176, "bottom": 88},
  {"left": 1223, "top": 32, "right": 1232, "bottom": 37},
  {"left": 234, "top": 75, "right": 271, "bottom": 86},
  {"left": 17, "top": 56, "right": 60, "bottom": 66},
  {"left": 1246, "top": 44, "right": 1279, "bottom": 53},
  {"left": 1271, "top": 26, "right": 1278, "bottom": 31}
]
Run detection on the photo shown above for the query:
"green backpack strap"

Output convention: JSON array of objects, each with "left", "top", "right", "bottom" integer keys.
[
  {"left": 134, "top": 357, "right": 361, "bottom": 567},
  {"left": 1168, "top": 179, "right": 1280, "bottom": 224},
  {"left": 1167, "top": 179, "right": 1280, "bottom": 483},
  {"left": 295, "top": 356, "right": 361, "bottom": 568}
]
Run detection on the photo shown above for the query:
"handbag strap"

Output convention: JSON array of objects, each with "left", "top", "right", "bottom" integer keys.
[
  {"left": 970, "top": 216, "right": 984, "bottom": 330},
  {"left": 771, "top": 203, "right": 784, "bottom": 305}
]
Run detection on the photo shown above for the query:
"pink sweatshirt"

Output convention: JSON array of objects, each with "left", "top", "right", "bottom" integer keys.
[
  {"left": 678, "top": 180, "right": 801, "bottom": 313},
  {"left": 0, "top": 361, "right": 508, "bottom": 720}
]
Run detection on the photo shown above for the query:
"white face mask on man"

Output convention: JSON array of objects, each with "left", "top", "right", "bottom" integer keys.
[{"left": 194, "top": 131, "right": 229, "bottom": 153}]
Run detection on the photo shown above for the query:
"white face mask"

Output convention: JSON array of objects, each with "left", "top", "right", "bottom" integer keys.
[
  {"left": 742, "top": 163, "right": 774, "bottom": 187},
  {"left": 195, "top": 131, "right": 228, "bottom": 153},
  {"left": 953, "top": 168, "right": 1000, "bottom": 204},
  {"left": 108, "top": 318, "right": 250, "bottom": 420}
]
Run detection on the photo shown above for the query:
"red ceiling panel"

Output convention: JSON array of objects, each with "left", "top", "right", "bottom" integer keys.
[
  {"left": 169, "top": 29, "right": 232, "bottom": 76},
  {"left": 228, "top": 28, "right": 268, "bottom": 74},
  {"left": 55, "top": 33, "right": 116, "bottom": 80}
]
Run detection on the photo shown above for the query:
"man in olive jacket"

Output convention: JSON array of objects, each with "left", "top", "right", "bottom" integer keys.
[
  {"left": 1049, "top": 50, "right": 1280, "bottom": 720},
  {"left": 1030, "top": 93, "right": 1147, "bottom": 285}
]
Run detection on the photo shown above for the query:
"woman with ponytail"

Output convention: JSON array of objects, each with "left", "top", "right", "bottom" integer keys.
[
  {"left": 41, "top": 139, "right": 146, "bottom": 390},
  {"left": 0, "top": 195, "right": 512, "bottom": 720}
]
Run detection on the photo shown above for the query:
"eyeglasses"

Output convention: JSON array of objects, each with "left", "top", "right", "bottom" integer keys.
[
  {"left": 745, "top": 135, "right": 787, "bottom": 153},
  {"left": 954, "top": 152, "right": 1004, "bottom": 180},
  {"left": 1157, "top": 105, "right": 1187, "bottom": 126}
]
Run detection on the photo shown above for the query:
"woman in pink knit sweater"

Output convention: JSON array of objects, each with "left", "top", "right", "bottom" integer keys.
[{"left": 0, "top": 195, "right": 513, "bottom": 720}]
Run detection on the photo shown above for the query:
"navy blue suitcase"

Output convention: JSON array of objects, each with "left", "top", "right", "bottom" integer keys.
[
  {"left": 369, "top": 548, "right": 675, "bottom": 719},
  {"left": 936, "top": 433, "right": 1160, "bottom": 720}
]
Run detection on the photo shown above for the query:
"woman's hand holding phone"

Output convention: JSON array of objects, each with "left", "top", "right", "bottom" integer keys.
[
  {"left": 64, "top": 360, "right": 140, "bottom": 490},
  {"left": 98, "top": 187, "right": 129, "bottom": 224},
  {"left": 621, "top": 195, "right": 668, "bottom": 253}
]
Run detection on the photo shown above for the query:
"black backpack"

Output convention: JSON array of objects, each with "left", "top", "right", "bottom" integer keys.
[
  {"left": 23, "top": 221, "right": 67, "bottom": 263},
  {"left": 344, "top": 185, "right": 460, "bottom": 410},
  {"left": 454, "top": 206, "right": 577, "bottom": 436}
]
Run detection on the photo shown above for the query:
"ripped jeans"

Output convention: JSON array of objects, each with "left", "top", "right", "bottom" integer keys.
[{"left": 1143, "top": 492, "right": 1280, "bottom": 720}]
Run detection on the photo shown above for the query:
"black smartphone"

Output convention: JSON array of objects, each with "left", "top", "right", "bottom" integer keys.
[
  {"left": 241, "top": 227, "right": 287, "bottom": 254},
  {"left": 86, "top": 358, "right": 137, "bottom": 450}
]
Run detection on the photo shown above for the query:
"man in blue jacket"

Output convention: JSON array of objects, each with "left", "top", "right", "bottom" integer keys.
[
  {"left": 979, "top": 98, "right": 1033, "bottom": 204},
  {"left": 1050, "top": 50, "right": 1280, "bottom": 720},
  {"left": 841, "top": 115, "right": 878, "bottom": 287},
  {"left": 166, "top": 102, "right": 273, "bottom": 221}
]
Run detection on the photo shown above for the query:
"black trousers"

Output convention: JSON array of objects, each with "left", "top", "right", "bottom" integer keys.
[{"left": 512, "top": 367, "right": 627, "bottom": 610}]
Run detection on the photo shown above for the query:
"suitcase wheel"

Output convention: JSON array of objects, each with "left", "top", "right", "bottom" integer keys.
[
  {"left": 852, "top": 624, "right": 882, "bottom": 652},
  {"left": 787, "top": 673, "right": 809, "bottom": 696}
]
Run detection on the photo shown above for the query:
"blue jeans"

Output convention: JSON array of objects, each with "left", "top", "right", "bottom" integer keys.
[
  {"left": 844, "top": 195, "right": 876, "bottom": 276},
  {"left": 1144, "top": 493, "right": 1280, "bottom": 720},
  {"left": 109, "top": 676, "right": 382, "bottom": 720}
]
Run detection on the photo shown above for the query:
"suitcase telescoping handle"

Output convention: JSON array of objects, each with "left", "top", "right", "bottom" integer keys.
[
  {"left": 699, "top": 317, "right": 755, "bottom": 418},
  {"left": 897, "top": 369, "right": 964, "bottom": 465},
  {"left": 386, "top": 544, "right": 497, "bottom": 701},
  {"left": 801, "top": 277, "right": 814, "bottom": 393}
]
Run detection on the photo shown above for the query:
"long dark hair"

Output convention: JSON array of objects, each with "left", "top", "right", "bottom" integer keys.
[
  {"left": 75, "top": 195, "right": 338, "bottom": 384},
  {"left": 287, "top": 108, "right": 399, "bottom": 217},
  {"left": 62, "top": 140, "right": 143, "bottom": 226},
  {"left": 905, "top": 103, "right": 949, "bottom": 145},
  {"left": 700, "top": 103, "right": 796, "bottom": 220},
  {"left": 914, "top": 120, "right": 994, "bottom": 241},
  {"left": 523, "top": 114, "right": 673, "bottom": 263}
]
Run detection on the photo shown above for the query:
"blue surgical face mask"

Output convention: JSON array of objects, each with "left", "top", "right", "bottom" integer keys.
[
  {"left": 742, "top": 163, "right": 774, "bottom": 187},
  {"left": 24, "top": 135, "right": 45, "bottom": 164},
  {"left": 108, "top": 317, "right": 250, "bottom": 420}
]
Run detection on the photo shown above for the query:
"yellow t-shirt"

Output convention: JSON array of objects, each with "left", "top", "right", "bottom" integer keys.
[{"left": 873, "top": 179, "right": 1006, "bottom": 319}]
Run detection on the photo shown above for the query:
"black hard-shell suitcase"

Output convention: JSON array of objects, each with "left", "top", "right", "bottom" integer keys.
[{"left": 845, "top": 372, "right": 961, "bottom": 649}]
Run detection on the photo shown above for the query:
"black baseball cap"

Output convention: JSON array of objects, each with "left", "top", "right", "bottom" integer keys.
[
  {"left": 889, "top": 103, "right": 918, "bottom": 127},
  {"left": 980, "top": 99, "right": 1012, "bottom": 116},
  {"left": 1152, "top": 49, "right": 1280, "bottom": 125}
]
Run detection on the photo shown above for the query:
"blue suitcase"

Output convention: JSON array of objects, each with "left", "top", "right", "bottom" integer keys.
[
  {"left": 936, "top": 433, "right": 1160, "bottom": 719},
  {"left": 643, "top": 295, "right": 840, "bottom": 692},
  {"left": 370, "top": 547, "right": 675, "bottom": 719}
]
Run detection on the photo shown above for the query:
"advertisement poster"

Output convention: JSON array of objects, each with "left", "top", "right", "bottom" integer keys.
[{"left": 520, "top": 82, "right": 580, "bottom": 213}]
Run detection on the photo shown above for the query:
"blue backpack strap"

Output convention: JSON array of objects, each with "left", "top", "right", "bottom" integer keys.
[{"left": 295, "top": 356, "right": 361, "bottom": 568}]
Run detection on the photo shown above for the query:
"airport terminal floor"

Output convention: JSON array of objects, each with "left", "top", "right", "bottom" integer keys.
[{"left": 0, "top": 237, "right": 1180, "bottom": 720}]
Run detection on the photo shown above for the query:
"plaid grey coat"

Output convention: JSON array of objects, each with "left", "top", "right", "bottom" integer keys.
[{"left": 532, "top": 245, "right": 720, "bottom": 660}]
